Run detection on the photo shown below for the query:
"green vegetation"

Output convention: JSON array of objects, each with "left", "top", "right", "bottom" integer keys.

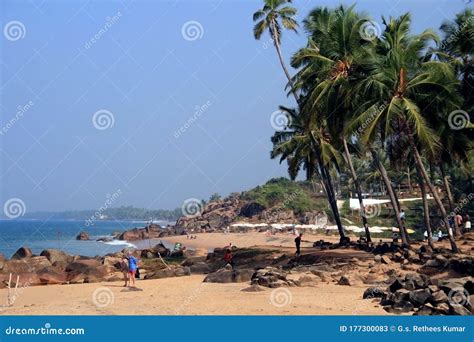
[
  {"left": 240, "top": 178, "right": 327, "bottom": 214},
  {"left": 25, "top": 205, "right": 182, "bottom": 221},
  {"left": 253, "top": 1, "right": 473, "bottom": 251}
]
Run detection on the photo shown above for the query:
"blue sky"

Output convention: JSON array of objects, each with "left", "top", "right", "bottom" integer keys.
[{"left": 0, "top": 0, "right": 470, "bottom": 213}]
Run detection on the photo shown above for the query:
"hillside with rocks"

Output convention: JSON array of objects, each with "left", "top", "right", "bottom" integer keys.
[{"left": 176, "top": 178, "right": 328, "bottom": 232}]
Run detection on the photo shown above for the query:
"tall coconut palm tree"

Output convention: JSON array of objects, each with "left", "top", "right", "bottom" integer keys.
[
  {"left": 253, "top": 0, "right": 299, "bottom": 102},
  {"left": 270, "top": 105, "right": 348, "bottom": 241},
  {"left": 289, "top": 5, "right": 376, "bottom": 242},
  {"left": 353, "top": 13, "right": 459, "bottom": 251}
]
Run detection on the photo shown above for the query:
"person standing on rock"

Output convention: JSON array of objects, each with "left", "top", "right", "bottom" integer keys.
[
  {"left": 223, "top": 248, "right": 234, "bottom": 269},
  {"left": 295, "top": 233, "right": 302, "bottom": 257},
  {"left": 127, "top": 251, "right": 138, "bottom": 287}
]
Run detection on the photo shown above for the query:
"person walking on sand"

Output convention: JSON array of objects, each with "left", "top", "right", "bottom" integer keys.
[
  {"left": 120, "top": 256, "right": 129, "bottom": 287},
  {"left": 127, "top": 252, "right": 138, "bottom": 287}
]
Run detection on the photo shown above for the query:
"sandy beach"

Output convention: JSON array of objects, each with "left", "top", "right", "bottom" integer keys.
[
  {"left": 0, "top": 231, "right": 389, "bottom": 315},
  {"left": 0, "top": 275, "right": 386, "bottom": 315}
]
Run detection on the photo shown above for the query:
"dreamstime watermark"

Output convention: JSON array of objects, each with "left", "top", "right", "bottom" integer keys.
[
  {"left": 85, "top": 189, "right": 122, "bottom": 226},
  {"left": 363, "top": 203, "right": 382, "bottom": 219},
  {"left": 448, "top": 287, "right": 471, "bottom": 307},
  {"left": 440, "top": 15, "right": 474, "bottom": 50},
  {"left": 92, "top": 109, "right": 115, "bottom": 130},
  {"left": 269, "top": 288, "right": 292, "bottom": 307},
  {"left": 174, "top": 100, "right": 212, "bottom": 138},
  {"left": 3, "top": 20, "right": 26, "bottom": 41},
  {"left": 0, "top": 101, "right": 34, "bottom": 135},
  {"left": 448, "top": 109, "right": 471, "bottom": 130},
  {"left": 181, "top": 198, "right": 204, "bottom": 218},
  {"left": 266, "top": 189, "right": 302, "bottom": 222},
  {"left": 84, "top": 12, "right": 122, "bottom": 49},
  {"left": 437, "top": 192, "right": 473, "bottom": 231},
  {"left": 5, "top": 323, "right": 85, "bottom": 336},
  {"left": 359, "top": 20, "right": 381, "bottom": 41},
  {"left": 181, "top": 20, "right": 204, "bottom": 41},
  {"left": 174, "top": 283, "right": 204, "bottom": 314},
  {"left": 92, "top": 287, "right": 114, "bottom": 308},
  {"left": 270, "top": 110, "right": 291, "bottom": 130},
  {"left": 3, "top": 198, "right": 26, "bottom": 219},
  {"left": 352, "top": 103, "right": 387, "bottom": 139}
]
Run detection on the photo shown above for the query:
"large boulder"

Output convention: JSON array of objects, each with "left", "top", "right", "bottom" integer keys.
[
  {"left": 36, "top": 267, "right": 67, "bottom": 285},
  {"left": 204, "top": 268, "right": 253, "bottom": 283},
  {"left": 65, "top": 261, "right": 109, "bottom": 283},
  {"left": 189, "top": 262, "right": 212, "bottom": 274},
  {"left": 40, "top": 249, "right": 73, "bottom": 267},
  {"left": 11, "top": 247, "right": 33, "bottom": 259},
  {"left": 0, "top": 254, "right": 5, "bottom": 270},
  {"left": 153, "top": 243, "right": 170, "bottom": 257},
  {"left": 144, "top": 266, "right": 190, "bottom": 279},
  {"left": 76, "top": 231, "right": 90, "bottom": 241},
  {"left": 3, "top": 256, "right": 51, "bottom": 273}
]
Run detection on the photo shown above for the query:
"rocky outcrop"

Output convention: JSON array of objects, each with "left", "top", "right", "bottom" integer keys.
[
  {"left": 144, "top": 266, "right": 190, "bottom": 280},
  {"left": 203, "top": 266, "right": 253, "bottom": 283},
  {"left": 251, "top": 267, "right": 295, "bottom": 288},
  {"left": 117, "top": 224, "right": 164, "bottom": 241},
  {"left": 40, "top": 249, "right": 73, "bottom": 268},
  {"left": 76, "top": 231, "right": 90, "bottom": 240},
  {"left": 379, "top": 274, "right": 473, "bottom": 315},
  {"left": 11, "top": 247, "right": 33, "bottom": 260}
]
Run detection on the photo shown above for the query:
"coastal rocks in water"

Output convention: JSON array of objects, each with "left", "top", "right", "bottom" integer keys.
[
  {"left": 11, "top": 247, "right": 33, "bottom": 260},
  {"left": 204, "top": 268, "right": 253, "bottom": 283},
  {"left": 76, "top": 231, "right": 90, "bottom": 241},
  {"left": 117, "top": 225, "right": 163, "bottom": 241},
  {"left": 40, "top": 249, "right": 73, "bottom": 267}
]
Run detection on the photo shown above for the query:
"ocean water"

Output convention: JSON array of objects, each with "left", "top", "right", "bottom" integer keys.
[{"left": 0, "top": 219, "right": 173, "bottom": 259}]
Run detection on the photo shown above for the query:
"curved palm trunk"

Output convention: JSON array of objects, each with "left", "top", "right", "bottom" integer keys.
[
  {"left": 416, "top": 166, "right": 435, "bottom": 249},
  {"left": 407, "top": 135, "right": 458, "bottom": 252},
  {"left": 370, "top": 148, "right": 409, "bottom": 244},
  {"left": 342, "top": 138, "right": 371, "bottom": 242},
  {"left": 440, "top": 165, "right": 460, "bottom": 236},
  {"left": 310, "top": 133, "right": 346, "bottom": 242},
  {"left": 270, "top": 20, "right": 299, "bottom": 104}
]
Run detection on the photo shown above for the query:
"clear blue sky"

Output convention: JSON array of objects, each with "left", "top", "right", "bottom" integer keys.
[{"left": 0, "top": 0, "right": 470, "bottom": 213}]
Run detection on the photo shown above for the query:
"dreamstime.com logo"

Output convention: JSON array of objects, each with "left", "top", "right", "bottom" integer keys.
[
  {"left": 92, "top": 287, "right": 115, "bottom": 308},
  {"left": 270, "top": 110, "right": 291, "bottom": 130},
  {"left": 5, "top": 323, "right": 85, "bottom": 336},
  {"left": 270, "top": 288, "right": 292, "bottom": 307},
  {"left": 181, "top": 20, "right": 204, "bottom": 41},
  {"left": 362, "top": 203, "right": 381, "bottom": 219},
  {"left": 448, "top": 287, "right": 471, "bottom": 307},
  {"left": 359, "top": 20, "right": 381, "bottom": 41},
  {"left": 448, "top": 109, "right": 470, "bottom": 130},
  {"left": 3, "top": 198, "right": 26, "bottom": 219},
  {"left": 3, "top": 20, "right": 26, "bottom": 41},
  {"left": 181, "top": 198, "right": 204, "bottom": 218},
  {"left": 92, "top": 109, "right": 115, "bottom": 130}
]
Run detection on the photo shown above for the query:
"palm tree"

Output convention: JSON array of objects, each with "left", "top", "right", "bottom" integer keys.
[
  {"left": 354, "top": 13, "right": 459, "bottom": 251},
  {"left": 290, "top": 5, "right": 387, "bottom": 242},
  {"left": 253, "top": 0, "right": 299, "bottom": 102},
  {"left": 270, "top": 106, "right": 348, "bottom": 241}
]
